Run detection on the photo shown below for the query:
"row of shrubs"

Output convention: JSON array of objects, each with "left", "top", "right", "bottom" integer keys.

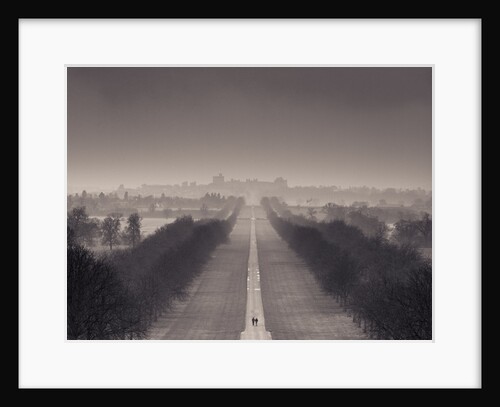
[
  {"left": 67, "top": 197, "right": 245, "bottom": 339},
  {"left": 262, "top": 197, "right": 431, "bottom": 340}
]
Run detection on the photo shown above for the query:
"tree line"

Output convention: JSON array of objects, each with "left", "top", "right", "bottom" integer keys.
[
  {"left": 67, "top": 197, "right": 245, "bottom": 339},
  {"left": 68, "top": 191, "right": 232, "bottom": 217},
  {"left": 290, "top": 202, "right": 389, "bottom": 239},
  {"left": 262, "top": 197, "right": 431, "bottom": 340},
  {"left": 67, "top": 196, "right": 239, "bottom": 250},
  {"left": 278, "top": 185, "right": 431, "bottom": 208},
  {"left": 67, "top": 208, "right": 146, "bottom": 250},
  {"left": 275, "top": 200, "right": 431, "bottom": 248}
]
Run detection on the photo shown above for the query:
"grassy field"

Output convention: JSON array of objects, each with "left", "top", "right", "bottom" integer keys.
[
  {"left": 148, "top": 219, "right": 250, "bottom": 340},
  {"left": 256, "top": 218, "right": 367, "bottom": 340}
]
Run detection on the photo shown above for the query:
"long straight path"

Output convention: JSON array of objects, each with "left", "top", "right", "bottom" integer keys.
[
  {"left": 148, "top": 219, "right": 250, "bottom": 340},
  {"left": 148, "top": 206, "right": 366, "bottom": 340},
  {"left": 256, "top": 214, "right": 367, "bottom": 340},
  {"left": 240, "top": 207, "right": 272, "bottom": 340}
]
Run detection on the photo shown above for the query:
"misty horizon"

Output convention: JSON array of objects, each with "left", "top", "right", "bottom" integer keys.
[
  {"left": 67, "top": 176, "right": 432, "bottom": 195},
  {"left": 68, "top": 67, "right": 432, "bottom": 191}
]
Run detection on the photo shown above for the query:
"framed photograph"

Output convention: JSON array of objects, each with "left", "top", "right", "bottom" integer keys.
[{"left": 19, "top": 19, "right": 482, "bottom": 388}]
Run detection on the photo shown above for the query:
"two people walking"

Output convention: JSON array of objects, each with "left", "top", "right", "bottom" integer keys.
[{"left": 251, "top": 316, "right": 259, "bottom": 326}]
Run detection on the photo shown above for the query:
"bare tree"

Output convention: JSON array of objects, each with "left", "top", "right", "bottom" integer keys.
[
  {"left": 393, "top": 213, "right": 431, "bottom": 247},
  {"left": 67, "top": 206, "right": 100, "bottom": 246},
  {"left": 200, "top": 203, "right": 209, "bottom": 218},
  {"left": 67, "top": 206, "right": 89, "bottom": 244},
  {"left": 306, "top": 207, "right": 317, "bottom": 220},
  {"left": 101, "top": 215, "right": 121, "bottom": 250},
  {"left": 82, "top": 218, "right": 101, "bottom": 247},
  {"left": 322, "top": 202, "right": 348, "bottom": 222},
  {"left": 415, "top": 213, "right": 432, "bottom": 248},
  {"left": 392, "top": 219, "right": 420, "bottom": 246},
  {"left": 124, "top": 213, "right": 142, "bottom": 248},
  {"left": 67, "top": 242, "right": 147, "bottom": 339},
  {"left": 348, "top": 210, "right": 386, "bottom": 238}
]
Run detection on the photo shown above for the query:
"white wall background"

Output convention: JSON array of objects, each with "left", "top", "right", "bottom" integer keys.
[{"left": 19, "top": 19, "right": 481, "bottom": 388}]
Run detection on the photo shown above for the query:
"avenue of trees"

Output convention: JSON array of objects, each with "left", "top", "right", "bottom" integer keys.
[
  {"left": 262, "top": 197, "right": 431, "bottom": 340},
  {"left": 277, "top": 200, "right": 431, "bottom": 247},
  {"left": 213, "top": 196, "right": 239, "bottom": 220},
  {"left": 320, "top": 203, "right": 388, "bottom": 238},
  {"left": 67, "top": 197, "right": 245, "bottom": 339}
]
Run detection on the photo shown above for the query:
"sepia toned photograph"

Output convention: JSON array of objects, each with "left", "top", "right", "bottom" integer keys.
[{"left": 67, "top": 66, "right": 432, "bottom": 341}]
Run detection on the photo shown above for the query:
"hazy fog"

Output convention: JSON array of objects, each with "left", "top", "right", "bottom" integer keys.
[{"left": 68, "top": 67, "right": 432, "bottom": 191}]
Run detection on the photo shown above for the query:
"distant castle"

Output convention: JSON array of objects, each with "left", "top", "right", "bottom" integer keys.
[
  {"left": 213, "top": 173, "right": 225, "bottom": 185},
  {"left": 115, "top": 174, "right": 289, "bottom": 205},
  {"left": 208, "top": 173, "right": 288, "bottom": 204},
  {"left": 111, "top": 174, "right": 430, "bottom": 207},
  {"left": 212, "top": 173, "right": 287, "bottom": 188}
]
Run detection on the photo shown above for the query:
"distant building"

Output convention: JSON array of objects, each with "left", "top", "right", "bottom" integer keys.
[
  {"left": 107, "top": 177, "right": 430, "bottom": 208},
  {"left": 213, "top": 173, "right": 225, "bottom": 185}
]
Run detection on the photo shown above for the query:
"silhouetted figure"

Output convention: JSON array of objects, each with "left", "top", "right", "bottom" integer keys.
[
  {"left": 255, "top": 317, "right": 259, "bottom": 326},
  {"left": 251, "top": 317, "right": 255, "bottom": 326}
]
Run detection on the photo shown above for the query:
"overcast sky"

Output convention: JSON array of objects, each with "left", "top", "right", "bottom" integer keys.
[{"left": 67, "top": 67, "right": 432, "bottom": 190}]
